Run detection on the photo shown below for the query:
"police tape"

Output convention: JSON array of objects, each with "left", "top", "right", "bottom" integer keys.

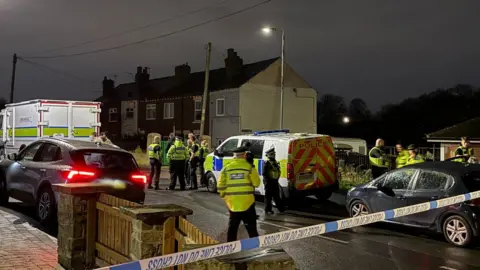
[{"left": 96, "top": 190, "right": 480, "bottom": 270}]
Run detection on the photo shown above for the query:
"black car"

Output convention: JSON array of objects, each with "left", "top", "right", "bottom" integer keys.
[
  {"left": 0, "top": 138, "right": 146, "bottom": 225},
  {"left": 346, "top": 161, "right": 480, "bottom": 247}
]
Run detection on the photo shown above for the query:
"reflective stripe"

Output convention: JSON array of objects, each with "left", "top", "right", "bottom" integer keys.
[
  {"left": 224, "top": 183, "right": 254, "bottom": 188},
  {"left": 224, "top": 191, "right": 255, "bottom": 195}
]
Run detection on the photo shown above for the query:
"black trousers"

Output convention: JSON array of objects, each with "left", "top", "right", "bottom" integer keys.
[
  {"left": 372, "top": 165, "right": 388, "bottom": 179},
  {"left": 189, "top": 157, "right": 199, "bottom": 188},
  {"left": 184, "top": 160, "right": 190, "bottom": 186},
  {"left": 169, "top": 160, "right": 186, "bottom": 190},
  {"left": 227, "top": 204, "right": 259, "bottom": 242},
  {"left": 264, "top": 179, "right": 285, "bottom": 212},
  {"left": 149, "top": 158, "right": 162, "bottom": 187}
]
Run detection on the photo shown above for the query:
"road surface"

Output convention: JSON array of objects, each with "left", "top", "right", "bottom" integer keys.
[{"left": 145, "top": 187, "right": 480, "bottom": 270}]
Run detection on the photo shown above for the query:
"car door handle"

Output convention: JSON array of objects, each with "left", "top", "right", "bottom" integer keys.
[
  {"left": 20, "top": 166, "right": 26, "bottom": 170},
  {"left": 431, "top": 196, "right": 439, "bottom": 200},
  {"left": 39, "top": 169, "right": 46, "bottom": 172},
  {"left": 397, "top": 195, "right": 406, "bottom": 200}
]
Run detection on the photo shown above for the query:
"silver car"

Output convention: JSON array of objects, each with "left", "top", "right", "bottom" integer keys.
[{"left": 0, "top": 138, "right": 146, "bottom": 225}]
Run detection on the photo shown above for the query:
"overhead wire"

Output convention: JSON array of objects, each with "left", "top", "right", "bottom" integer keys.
[
  {"left": 28, "top": 0, "right": 232, "bottom": 54},
  {"left": 21, "top": 0, "right": 272, "bottom": 60}
]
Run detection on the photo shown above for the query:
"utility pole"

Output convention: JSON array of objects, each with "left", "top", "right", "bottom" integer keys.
[
  {"left": 9, "top": 53, "right": 18, "bottom": 103},
  {"left": 199, "top": 42, "right": 211, "bottom": 139},
  {"left": 279, "top": 30, "right": 285, "bottom": 129}
]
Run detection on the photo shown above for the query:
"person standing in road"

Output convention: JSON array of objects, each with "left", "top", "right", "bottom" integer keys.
[
  {"left": 189, "top": 138, "right": 200, "bottom": 190},
  {"left": 217, "top": 146, "right": 260, "bottom": 242},
  {"left": 369, "top": 138, "right": 389, "bottom": 178},
  {"left": 147, "top": 136, "right": 162, "bottom": 190},
  {"left": 405, "top": 144, "right": 425, "bottom": 166},
  {"left": 454, "top": 137, "right": 475, "bottom": 163},
  {"left": 167, "top": 136, "right": 189, "bottom": 191},
  {"left": 262, "top": 147, "right": 285, "bottom": 215},
  {"left": 395, "top": 143, "right": 409, "bottom": 169},
  {"left": 198, "top": 140, "right": 209, "bottom": 187}
]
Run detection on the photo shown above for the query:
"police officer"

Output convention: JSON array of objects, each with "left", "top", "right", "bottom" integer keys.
[
  {"left": 369, "top": 138, "right": 389, "bottom": 178},
  {"left": 262, "top": 147, "right": 285, "bottom": 215},
  {"left": 167, "top": 136, "right": 189, "bottom": 191},
  {"left": 147, "top": 136, "right": 162, "bottom": 190},
  {"left": 198, "top": 140, "right": 209, "bottom": 187},
  {"left": 454, "top": 137, "right": 474, "bottom": 163},
  {"left": 189, "top": 139, "right": 200, "bottom": 190},
  {"left": 217, "top": 146, "right": 260, "bottom": 242},
  {"left": 405, "top": 144, "right": 424, "bottom": 166},
  {"left": 395, "top": 143, "right": 409, "bottom": 169}
]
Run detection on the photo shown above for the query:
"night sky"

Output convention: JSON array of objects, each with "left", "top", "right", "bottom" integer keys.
[{"left": 1, "top": 0, "right": 479, "bottom": 111}]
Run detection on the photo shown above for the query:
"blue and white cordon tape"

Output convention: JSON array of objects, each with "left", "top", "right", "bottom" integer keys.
[{"left": 97, "top": 190, "right": 480, "bottom": 270}]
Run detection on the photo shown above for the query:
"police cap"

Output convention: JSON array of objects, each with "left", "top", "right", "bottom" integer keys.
[
  {"left": 232, "top": 146, "right": 249, "bottom": 153},
  {"left": 265, "top": 147, "right": 275, "bottom": 155},
  {"left": 407, "top": 144, "right": 416, "bottom": 150}
]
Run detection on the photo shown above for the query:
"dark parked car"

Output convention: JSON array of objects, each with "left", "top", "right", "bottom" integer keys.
[
  {"left": 0, "top": 138, "right": 147, "bottom": 225},
  {"left": 346, "top": 161, "right": 480, "bottom": 247}
]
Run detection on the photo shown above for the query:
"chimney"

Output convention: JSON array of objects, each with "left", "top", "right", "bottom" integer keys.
[
  {"left": 102, "top": 76, "right": 115, "bottom": 97},
  {"left": 224, "top": 48, "right": 243, "bottom": 82},
  {"left": 135, "top": 66, "right": 150, "bottom": 84},
  {"left": 174, "top": 63, "right": 191, "bottom": 83}
]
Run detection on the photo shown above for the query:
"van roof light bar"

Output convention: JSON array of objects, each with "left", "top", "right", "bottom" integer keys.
[{"left": 253, "top": 129, "right": 290, "bottom": 136}]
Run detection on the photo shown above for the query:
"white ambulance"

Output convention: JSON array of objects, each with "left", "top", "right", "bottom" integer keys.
[
  {"left": 0, "top": 99, "right": 101, "bottom": 155},
  {"left": 203, "top": 129, "right": 339, "bottom": 201}
]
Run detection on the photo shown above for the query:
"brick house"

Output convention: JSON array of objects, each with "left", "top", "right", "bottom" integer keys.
[
  {"left": 98, "top": 49, "right": 280, "bottom": 140},
  {"left": 426, "top": 117, "right": 480, "bottom": 160}
]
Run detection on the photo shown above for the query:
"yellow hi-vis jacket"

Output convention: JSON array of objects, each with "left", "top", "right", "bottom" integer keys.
[
  {"left": 396, "top": 150, "right": 409, "bottom": 168},
  {"left": 453, "top": 146, "right": 474, "bottom": 163},
  {"left": 405, "top": 155, "right": 424, "bottom": 166},
  {"left": 167, "top": 141, "right": 189, "bottom": 161},
  {"left": 148, "top": 143, "right": 161, "bottom": 160},
  {"left": 217, "top": 158, "right": 261, "bottom": 212},
  {"left": 369, "top": 146, "right": 389, "bottom": 168}
]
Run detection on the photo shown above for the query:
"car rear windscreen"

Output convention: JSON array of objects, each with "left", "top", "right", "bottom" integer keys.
[
  {"left": 462, "top": 171, "right": 480, "bottom": 192},
  {"left": 71, "top": 150, "right": 138, "bottom": 171}
]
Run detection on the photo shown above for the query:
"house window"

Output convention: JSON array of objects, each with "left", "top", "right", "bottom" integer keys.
[
  {"left": 146, "top": 104, "right": 156, "bottom": 120},
  {"left": 216, "top": 98, "right": 225, "bottom": 116},
  {"left": 194, "top": 100, "right": 202, "bottom": 122},
  {"left": 109, "top": 108, "right": 118, "bottom": 122},
  {"left": 126, "top": 108, "right": 134, "bottom": 118},
  {"left": 164, "top": 103, "right": 174, "bottom": 119}
]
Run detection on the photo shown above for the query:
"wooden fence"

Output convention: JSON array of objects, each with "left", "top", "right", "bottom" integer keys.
[{"left": 91, "top": 193, "right": 217, "bottom": 269}]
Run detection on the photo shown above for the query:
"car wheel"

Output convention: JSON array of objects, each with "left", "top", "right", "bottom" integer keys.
[
  {"left": 350, "top": 200, "right": 369, "bottom": 217},
  {"left": 206, "top": 172, "right": 217, "bottom": 193},
  {"left": 36, "top": 187, "right": 56, "bottom": 225},
  {"left": 315, "top": 189, "right": 333, "bottom": 201},
  {"left": 0, "top": 176, "right": 8, "bottom": 206},
  {"left": 443, "top": 215, "right": 473, "bottom": 247}
]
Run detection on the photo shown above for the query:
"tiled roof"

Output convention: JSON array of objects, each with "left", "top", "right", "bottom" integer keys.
[
  {"left": 426, "top": 117, "right": 480, "bottom": 140},
  {"left": 99, "top": 57, "right": 279, "bottom": 100}
]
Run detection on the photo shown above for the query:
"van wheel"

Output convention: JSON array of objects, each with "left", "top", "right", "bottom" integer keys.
[
  {"left": 443, "top": 215, "right": 473, "bottom": 247},
  {"left": 0, "top": 176, "right": 8, "bottom": 206},
  {"left": 36, "top": 187, "right": 56, "bottom": 226},
  {"left": 206, "top": 172, "right": 217, "bottom": 193},
  {"left": 315, "top": 189, "right": 333, "bottom": 201}
]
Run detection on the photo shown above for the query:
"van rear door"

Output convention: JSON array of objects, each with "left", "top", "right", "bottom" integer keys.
[{"left": 290, "top": 136, "right": 336, "bottom": 191}]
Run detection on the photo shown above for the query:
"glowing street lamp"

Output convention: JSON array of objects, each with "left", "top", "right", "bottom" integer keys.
[
  {"left": 262, "top": 26, "right": 285, "bottom": 129},
  {"left": 342, "top": 116, "right": 351, "bottom": 124}
]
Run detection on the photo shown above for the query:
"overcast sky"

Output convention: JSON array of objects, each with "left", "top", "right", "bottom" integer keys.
[{"left": 1, "top": 0, "right": 479, "bottom": 111}]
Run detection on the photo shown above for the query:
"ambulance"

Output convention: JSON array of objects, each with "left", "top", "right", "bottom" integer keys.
[
  {"left": 0, "top": 99, "right": 101, "bottom": 155},
  {"left": 203, "top": 129, "right": 339, "bottom": 201}
]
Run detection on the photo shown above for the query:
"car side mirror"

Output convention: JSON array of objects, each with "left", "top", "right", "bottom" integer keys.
[
  {"left": 377, "top": 185, "right": 395, "bottom": 197},
  {"left": 214, "top": 149, "right": 223, "bottom": 157},
  {"left": 7, "top": 153, "right": 17, "bottom": 161}
]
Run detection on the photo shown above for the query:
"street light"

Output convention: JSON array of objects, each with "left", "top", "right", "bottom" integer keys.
[
  {"left": 342, "top": 116, "right": 350, "bottom": 124},
  {"left": 262, "top": 26, "right": 285, "bottom": 129}
]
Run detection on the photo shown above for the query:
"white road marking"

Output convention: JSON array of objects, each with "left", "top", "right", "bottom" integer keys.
[
  {"left": 258, "top": 219, "right": 350, "bottom": 244},
  {"left": 439, "top": 266, "right": 458, "bottom": 270}
]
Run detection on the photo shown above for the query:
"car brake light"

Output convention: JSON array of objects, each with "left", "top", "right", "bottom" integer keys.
[
  {"left": 287, "top": 163, "right": 294, "bottom": 180},
  {"left": 61, "top": 169, "right": 96, "bottom": 183},
  {"left": 131, "top": 173, "right": 147, "bottom": 184}
]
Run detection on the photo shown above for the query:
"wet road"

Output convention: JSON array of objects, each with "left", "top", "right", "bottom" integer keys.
[{"left": 145, "top": 188, "right": 480, "bottom": 270}]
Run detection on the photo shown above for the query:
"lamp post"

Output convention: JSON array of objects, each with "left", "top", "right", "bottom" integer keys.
[
  {"left": 262, "top": 26, "right": 285, "bottom": 129},
  {"left": 342, "top": 116, "right": 350, "bottom": 124}
]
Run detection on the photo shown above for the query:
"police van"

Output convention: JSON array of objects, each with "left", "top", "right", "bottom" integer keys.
[{"left": 203, "top": 130, "right": 339, "bottom": 201}]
